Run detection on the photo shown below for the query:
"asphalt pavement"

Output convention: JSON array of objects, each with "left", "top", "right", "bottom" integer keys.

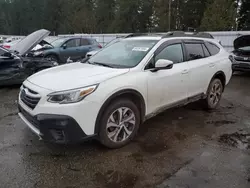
[{"left": 1, "top": 72, "right": 250, "bottom": 188}]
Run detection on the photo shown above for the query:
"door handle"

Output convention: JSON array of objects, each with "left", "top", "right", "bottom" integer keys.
[{"left": 182, "top": 69, "right": 189, "bottom": 74}]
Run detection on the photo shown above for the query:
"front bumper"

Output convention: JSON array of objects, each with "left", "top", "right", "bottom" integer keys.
[
  {"left": 18, "top": 104, "right": 94, "bottom": 144},
  {"left": 232, "top": 61, "right": 250, "bottom": 71}
]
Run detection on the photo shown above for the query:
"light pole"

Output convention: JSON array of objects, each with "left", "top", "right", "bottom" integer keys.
[{"left": 169, "top": 0, "right": 171, "bottom": 31}]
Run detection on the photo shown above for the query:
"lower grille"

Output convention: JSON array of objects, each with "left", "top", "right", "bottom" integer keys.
[
  {"left": 19, "top": 105, "right": 40, "bottom": 130},
  {"left": 20, "top": 86, "right": 40, "bottom": 109}
]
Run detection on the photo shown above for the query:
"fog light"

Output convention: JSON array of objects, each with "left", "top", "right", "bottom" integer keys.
[
  {"left": 50, "top": 129, "right": 65, "bottom": 141},
  {"left": 55, "top": 120, "right": 68, "bottom": 126}
]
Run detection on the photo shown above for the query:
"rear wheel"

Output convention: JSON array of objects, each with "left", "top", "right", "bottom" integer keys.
[
  {"left": 204, "top": 78, "right": 223, "bottom": 109},
  {"left": 99, "top": 99, "right": 140, "bottom": 148}
]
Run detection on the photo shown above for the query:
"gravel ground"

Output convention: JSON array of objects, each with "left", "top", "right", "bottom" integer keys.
[{"left": 1, "top": 73, "right": 250, "bottom": 188}]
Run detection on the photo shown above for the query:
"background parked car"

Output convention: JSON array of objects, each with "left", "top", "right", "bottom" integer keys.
[
  {"left": 1, "top": 39, "right": 22, "bottom": 49},
  {"left": 0, "top": 29, "right": 58, "bottom": 86},
  {"left": 85, "top": 37, "right": 124, "bottom": 58},
  {"left": 37, "top": 37, "right": 102, "bottom": 64},
  {"left": 230, "top": 35, "right": 250, "bottom": 72}
]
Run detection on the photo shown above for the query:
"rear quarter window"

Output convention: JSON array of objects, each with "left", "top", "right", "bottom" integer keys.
[
  {"left": 81, "top": 39, "right": 90, "bottom": 46},
  {"left": 205, "top": 42, "right": 220, "bottom": 55},
  {"left": 89, "top": 39, "right": 99, "bottom": 45}
]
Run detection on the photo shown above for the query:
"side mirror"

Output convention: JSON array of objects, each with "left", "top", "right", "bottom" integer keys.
[
  {"left": 62, "top": 44, "right": 67, "bottom": 49},
  {"left": 152, "top": 59, "right": 173, "bottom": 72}
]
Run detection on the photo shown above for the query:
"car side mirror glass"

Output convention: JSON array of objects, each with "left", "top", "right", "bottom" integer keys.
[
  {"left": 152, "top": 59, "right": 173, "bottom": 72},
  {"left": 62, "top": 44, "right": 67, "bottom": 49}
]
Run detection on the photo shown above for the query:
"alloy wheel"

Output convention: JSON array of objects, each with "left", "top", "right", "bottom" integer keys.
[
  {"left": 209, "top": 82, "right": 222, "bottom": 106},
  {"left": 106, "top": 107, "right": 136, "bottom": 143}
]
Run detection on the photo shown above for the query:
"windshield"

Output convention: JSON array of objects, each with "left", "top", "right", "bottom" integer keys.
[
  {"left": 51, "top": 38, "right": 66, "bottom": 47},
  {"left": 88, "top": 39, "right": 157, "bottom": 68}
]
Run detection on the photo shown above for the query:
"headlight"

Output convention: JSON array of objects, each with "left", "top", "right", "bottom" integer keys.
[
  {"left": 47, "top": 85, "right": 98, "bottom": 104},
  {"left": 33, "top": 51, "right": 43, "bottom": 56},
  {"left": 229, "top": 55, "right": 236, "bottom": 63}
]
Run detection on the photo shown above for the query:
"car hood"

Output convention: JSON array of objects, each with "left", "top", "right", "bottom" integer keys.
[
  {"left": 234, "top": 35, "right": 250, "bottom": 51},
  {"left": 27, "top": 62, "right": 129, "bottom": 91},
  {"left": 10, "top": 29, "right": 50, "bottom": 56}
]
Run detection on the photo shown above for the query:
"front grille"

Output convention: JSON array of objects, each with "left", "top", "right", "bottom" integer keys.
[
  {"left": 20, "top": 85, "right": 41, "bottom": 109},
  {"left": 19, "top": 105, "right": 40, "bottom": 130},
  {"left": 235, "top": 56, "right": 250, "bottom": 62}
]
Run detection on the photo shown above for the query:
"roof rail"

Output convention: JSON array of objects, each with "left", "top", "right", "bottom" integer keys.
[
  {"left": 125, "top": 32, "right": 168, "bottom": 38},
  {"left": 124, "top": 31, "right": 214, "bottom": 39},
  {"left": 125, "top": 33, "right": 154, "bottom": 38},
  {"left": 162, "top": 31, "right": 214, "bottom": 39}
]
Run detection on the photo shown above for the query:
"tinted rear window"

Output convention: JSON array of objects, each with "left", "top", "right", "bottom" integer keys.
[
  {"left": 81, "top": 39, "right": 90, "bottom": 45},
  {"left": 185, "top": 43, "right": 205, "bottom": 61},
  {"left": 89, "top": 39, "right": 99, "bottom": 45},
  {"left": 205, "top": 42, "right": 220, "bottom": 55}
]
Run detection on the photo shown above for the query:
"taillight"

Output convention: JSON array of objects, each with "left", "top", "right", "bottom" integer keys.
[
  {"left": 98, "top": 44, "right": 102, "bottom": 48},
  {"left": 3, "top": 45, "right": 10, "bottom": 49}
]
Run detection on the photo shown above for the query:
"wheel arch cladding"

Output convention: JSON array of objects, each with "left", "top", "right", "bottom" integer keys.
[
  {"left": 94, "top": 89, "right": 146, "bottom": 134},
  {"left": 211, "top": 71, "right": 226, "bottom": 91}
]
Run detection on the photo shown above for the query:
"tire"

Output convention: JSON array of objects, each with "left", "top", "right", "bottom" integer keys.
[
  {"left": 45, "top": 54, "right": 59, "bottom": 64},
  {"left": 203, "top": 78, "right": 223, "bottom": 110},
  {"left": 99, "top": 99, "right": 140, "bottom": 149}
]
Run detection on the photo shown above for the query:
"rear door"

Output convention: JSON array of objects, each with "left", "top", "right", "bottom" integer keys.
[
  {"left": 78, "top": 38, "right": 93, "bottom": 58},
  {"left": 183, "top": 40, "right": 216, "bottom": 97}
]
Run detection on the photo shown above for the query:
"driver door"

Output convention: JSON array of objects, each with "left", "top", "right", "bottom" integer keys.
[
  {"left": 0, "top": 49, "right": 23, "bottom": 84},
  {"left": 59, "top": 38, "right": 81, "bottom": 62},
  {"left": 146, "top": 40, "right": 190, "bottom": 114}
]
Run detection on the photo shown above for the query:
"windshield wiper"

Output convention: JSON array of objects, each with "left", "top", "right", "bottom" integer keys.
[{"left": 90, "top": 62, "right": 114, "bottom": 68}]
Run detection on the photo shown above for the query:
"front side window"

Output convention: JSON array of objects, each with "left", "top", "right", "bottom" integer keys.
[
  {"left": 66, "top": 39, "right": 81, "bottom": 48},
  {"left": 51, "top": 38, "right": 66, "bottom": 48},
  {"left": 155, "top": 44, "right": 184, "bottom": 64},
  {"left": 185, "top": 43, "right": 205, "bottom": 61},
  {"left": 88, "top": 39, "right": 158, "bottom": 68}
]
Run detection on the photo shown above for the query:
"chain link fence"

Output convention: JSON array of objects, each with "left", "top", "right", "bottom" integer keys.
[{"left": 2, "top": 31, "right": 250, "bottom": 52}]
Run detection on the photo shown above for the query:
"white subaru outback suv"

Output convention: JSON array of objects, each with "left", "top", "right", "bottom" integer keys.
[{"left": 18, "top": 32, "right": 232, "bottom": 148}]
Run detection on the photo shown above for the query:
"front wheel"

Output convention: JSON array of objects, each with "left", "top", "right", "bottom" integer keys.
[
  {"left": 204, "top": 78, "right": 223, "bottom": 110},
  {"left": 99, "top": 99, "right": 140, "bottom": 148},
  {"left": 45, "top": 54, "right": 59, "bottom": 64}
]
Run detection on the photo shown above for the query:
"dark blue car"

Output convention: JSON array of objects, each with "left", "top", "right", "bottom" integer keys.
[{"left": 35, "top": 37, "right": 102, "bottom": 64}]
